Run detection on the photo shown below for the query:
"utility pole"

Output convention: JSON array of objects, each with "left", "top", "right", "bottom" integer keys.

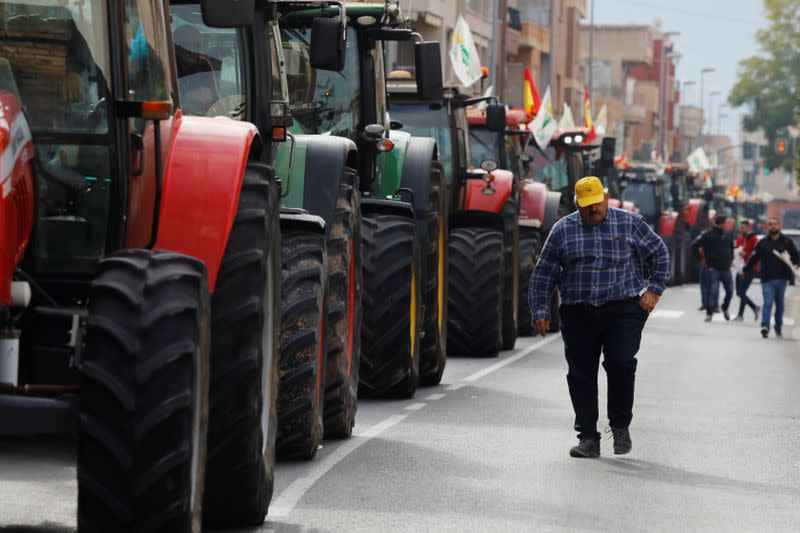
[
  {"left": 658, "top": 32, "right": 679, "bottom": 160},
  {"left": 588, "top": 0, "right": 595, "bottom": 115},
  {"left": 497, "top": 0, "right": 508, "bottom": 98},
  {"left": 699, "top": 67, "right": 715, "bottom": 139},
  {"left": 489, "top": 0, "right": 499, "bottom": 94},
  {"left": 548, "top": 0, "right": 555, "bottom": 94}
]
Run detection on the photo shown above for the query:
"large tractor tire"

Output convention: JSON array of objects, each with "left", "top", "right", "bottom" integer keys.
[
  {"left": 203, "top": 168, "right": 281, "bottom": 526},
  {"left": 359, "top": 212, "right": 423, "bottom": 398},
  {"left": 517, "top": 228, "right": 542, "bottom": 337},
  {"left": 78, "top": 250, "right": 210, "bottom": 533},
  {"left": 277, "top": 230, "right": 327, "bottom": 460},
  {"left": 323, "top": 170, "right": 361, "bottom": 438},
  {"left": 419, "top": 163, "right": 448, "bottom": 386},
  {"left": 447, "top": 227, "right": 505, "bottom": 357},
  {"left": 501, "top": 199, "right": 520, "bottom": 350},
  {"left": 664, "top": 235, "right": 680, "bottom": 287}
]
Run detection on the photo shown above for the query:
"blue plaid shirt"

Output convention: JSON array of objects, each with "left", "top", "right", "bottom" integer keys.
[{"left": 529, "top": 207, "right": 670, "bottom": 320}]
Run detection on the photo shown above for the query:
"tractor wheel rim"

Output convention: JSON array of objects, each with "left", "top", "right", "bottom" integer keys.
[
  {"left": 261, "top": 255, "right": 275, "bottom": 454},
  {"left": 345, "top": 240, "right": 356, "bottom": 375}
]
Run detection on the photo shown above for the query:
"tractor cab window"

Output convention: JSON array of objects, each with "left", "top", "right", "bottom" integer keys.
[
  {"left": 171, "top": 4, "right": 245, "bottom": 119},
  {"left": 453, "top": 106, "right": 470, "bottom": 172},
  {"left": 622, "top": 181, "right": 659, "bottom": 220},
  {"left": 531, "top": 149, "right": 568, "bottom": 193},
  {"left": 389, "top": 102, "right": 453, "bottom": 182},
  {"left": 469, "top": 127, "right": 497, "bottom": 169},
  {"left": 0, "top": 0, "right": 114, "bottom": 273},
  {"left": 281, "top": 26, "right": 360, "bottom": 138},
  {"left": 123, "top": 0, "right": 171, "bottom": 103}
]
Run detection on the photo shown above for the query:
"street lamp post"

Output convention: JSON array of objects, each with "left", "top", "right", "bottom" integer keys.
[
  {"left": 699, "top": 67, "right": 715, "bottom": 138},
  {"left": 658, "top": 32, "right": 680, "bottom": 160},
  {"left": 709, "top": 91, "right": 721, "bottom": 136},
  {"left": 718, "top": 103, "right": 729, "bottom": 135}
]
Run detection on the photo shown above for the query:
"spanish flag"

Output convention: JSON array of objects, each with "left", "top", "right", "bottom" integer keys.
[
  {"left": 584, "top": 85, "right": 597, "bottom": 143},
  {"left": 523, "top": 67, "right": 542, "bottom": 115}
]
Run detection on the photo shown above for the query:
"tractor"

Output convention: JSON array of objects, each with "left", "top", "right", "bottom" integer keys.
[
  {"left": 0, "top": 0, "right": 289, "bottom": 529},
  {"left": 278, "top": 0, "right": 445, "bottom": 395},
  {"left": 170, "top": 0, "right": 360, "bottom": 460},
  {"left": 388, "top": 83, "right": 518, "bottom": 357}
]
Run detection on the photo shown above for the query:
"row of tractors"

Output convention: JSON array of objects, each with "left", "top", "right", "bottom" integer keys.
[{"left": 0, "top": 0, "right": 581, "bottom": 530}]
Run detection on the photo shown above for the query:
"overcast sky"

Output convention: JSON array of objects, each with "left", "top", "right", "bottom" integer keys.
[{"left": 591, "top": 0, "right": 768, "bottom": 143}]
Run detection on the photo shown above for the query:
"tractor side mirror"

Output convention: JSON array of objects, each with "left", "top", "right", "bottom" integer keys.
[
  {"left": 201, "top": 0, "right": 254, "bottom": 27},
  {"left": 485, "top": 104, "right": 506, "bottom": 132},
  {"left": 310, "top": 17, "right": 346, "bottom": 71},
  {"left": 600, "top": 137, "right": 615, "bottom": 166},
  {"left": 415, "top": 41, "right": 442, "bottom": 100}
]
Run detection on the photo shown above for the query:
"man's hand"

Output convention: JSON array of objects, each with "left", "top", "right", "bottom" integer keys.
[
  {"left": 639, "top": 290, "right": 660, "bottom": 313},
  {"left": 533, "top": 318, "right": 550, "bottom": 337}
]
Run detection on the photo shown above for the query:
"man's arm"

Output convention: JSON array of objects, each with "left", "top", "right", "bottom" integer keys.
[
  {"left": 632, "top": 215, "right": 670, "bottom": 295},
  {"left": 529, "top": 223, "right": 563, "bottom": 322},
  {"left": 744, "top": 240, "right": 762, "bottom": 271}
]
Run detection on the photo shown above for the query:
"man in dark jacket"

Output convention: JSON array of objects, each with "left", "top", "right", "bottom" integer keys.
[
  {"left": 744, "top": 217, "right": 800, "bottom": 338},
  {"left": 692, "top": 215, "right": 734, "bottom": 322}
]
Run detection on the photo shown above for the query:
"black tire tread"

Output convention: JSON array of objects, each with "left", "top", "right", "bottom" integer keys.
[
  {"left": 78, "top": 250, "right": 210, "bottom": 533},
  {"left": 518, "top": 229, "right": 541, "bottom": 337},
  {"left": 359, "top": 212, "right": 423, "bottom": 397},
  {"left": 277, "top": 230, "right": 326, "bottom": 460}
]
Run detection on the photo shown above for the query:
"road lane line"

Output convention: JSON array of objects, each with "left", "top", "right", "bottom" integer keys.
[
  {"left": 269, "top": 414, "right": 407, "bottom": 517},
  {"left": 405, "top": 403, "right": 427, "bottom": 411},
  {"left": 650, "top": 310, "right": 685, "bottom": 319},
  {"left": 463, "top": 335, "right": 560, "bottom": 382},
  {"left": 425, "top": 393, "right": 446, "bottom": 400},
  {"left": 445, "top": 383, "right": 465, "bottom": 391}
]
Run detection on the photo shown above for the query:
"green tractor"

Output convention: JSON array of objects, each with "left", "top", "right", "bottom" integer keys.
[
  {"left": 171, "top": 0, "right": 362, "bottom": 459},
  {"left": 388, "top": 84, "right": 519, "bottom": 357},
  {"left": 278, "top": 1, "right": 447, "bottom": 393}
]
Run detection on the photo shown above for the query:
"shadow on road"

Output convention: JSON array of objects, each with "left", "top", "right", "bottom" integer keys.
[{"left": 601, "top": 457, "right": 800, "bottom": 496}]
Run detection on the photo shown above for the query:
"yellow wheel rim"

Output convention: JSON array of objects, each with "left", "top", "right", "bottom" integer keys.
[
  {"left": 410, "top": 262, "right": 417, "bottom": 352},
  {"left": 437, "top": 219, "right": 445, "bottom": 332}
]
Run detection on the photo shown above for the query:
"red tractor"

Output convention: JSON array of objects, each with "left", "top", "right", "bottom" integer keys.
[{"left": 0, "top": 1, "right": 281, "bottom": 529}]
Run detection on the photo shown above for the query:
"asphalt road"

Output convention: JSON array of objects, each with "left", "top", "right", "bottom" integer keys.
[{"left": 2, "top": 283, "right": 799, "bottom": 532}]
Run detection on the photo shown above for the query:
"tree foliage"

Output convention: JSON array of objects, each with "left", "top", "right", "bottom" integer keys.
[{"left": 729, "top": 0, "right": 800, "bottom": 173}]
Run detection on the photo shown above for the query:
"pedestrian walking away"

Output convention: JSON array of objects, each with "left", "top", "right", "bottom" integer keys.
[
  {"left": 744, "top": 217, "right": 800, "bottom": 338},
  {"left": 528, "top": 176, "right": 670, "bottom": 459},
  {"left": 692, "top": 215, "right": 734, "bottom": 322},
  {"left": 733, "top": 219, "right": 760, "bottom": 322}
]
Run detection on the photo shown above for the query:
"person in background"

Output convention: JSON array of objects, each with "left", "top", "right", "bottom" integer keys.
[
  {"left": 744, "top": 217, "right": 800, "bottom": 338},
  {"left": 692, "top": 215, "right": 734, "bottom": 322},
  {"left": 529, "top": 177, "right": 669, "bottom": 459},
  {"left": 698, "top": 249, "right": 712, "bottom": 313},
  {"left": 733, "top": 219, "right": 760, "bottom": 322}
]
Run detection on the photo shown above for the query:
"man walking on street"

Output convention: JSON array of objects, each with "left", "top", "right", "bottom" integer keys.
[
  {"left": 744, "top": 217, "right": 800, "bottom": 338},
  {"left": 529, "top": 177, "right": 670, "bottom": 458},
  {"left": 692, "top": 215, "right": 734, "bottom": 322},
  {"left": 733, "top": 219, "right": 760, "bottom": 321}
]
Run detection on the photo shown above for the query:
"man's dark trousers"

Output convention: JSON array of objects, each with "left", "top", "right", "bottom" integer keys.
[
  {"left": 707, "top": 268, "right": 733, "bottom": 316},
  {"left": 559, "top": 298, "right": 648, "bottom": 441},
  {"left": 736, "top": 270, "right": 758, "bottom": 317}
]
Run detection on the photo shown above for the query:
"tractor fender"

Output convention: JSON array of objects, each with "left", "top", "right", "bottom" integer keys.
[
  {"left": 542, "top": 191, "right": 562, "bottom": 236},
  {"left": 375, "top": 129, "right": 412, "bottom": 198},
  {"left": 279, "top": 208, "right": 326, "bottom": 235},
  {"left": 361, "top": 197, "right": 415, "bottom": 219},
  {"left": 658, "top": 210, "right": 679, "bottom": 238},
  {"left": 282, "top": 135, "right": 358, "bottom": 232},
  {"left": 460, "top": 169, "right": 513, "bottom": 214},
  {"left": 683, "top": 198, "right": 705, "bottom": 227},
  {"left": 155, "top": 114, "right": 262, "bottom": 291},
  {"left": 518, "top": 180, "right": 547, "bottom": 229},
  {"left": 450, "top": 210, "right": 504, "bottom": 232},
  {"left": 399, "top": 136, "right": 438, "bottom": 212}
]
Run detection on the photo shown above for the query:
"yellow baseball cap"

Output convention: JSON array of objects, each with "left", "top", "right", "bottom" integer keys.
[{"left": 574, "top": 176, "right": 605, "bottom": 207}]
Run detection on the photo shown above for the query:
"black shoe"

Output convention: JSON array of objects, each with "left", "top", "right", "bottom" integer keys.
[
  {"left": 776, "top": 330, "right": 783, "bottom": 338},
  {"left": 753, "top": 306, "right": 761, "bottom": 321},
  {"left": 698, "top": 305, "right": 706, "bottom": 311},
  {"left": 569, "top": 438, "right": 600, "bottom": 458},
  {"left": 713, "top": 307, "right": 721, "bottom": 314},
  {"left": 761, "top": 327, "right": 768, "bottom": 338},
  {"left": 723, "top": 309, "right": 730, "bottom": 321},
  {"left": 609, "top": 427, "right": 632, "bottom": 455}
]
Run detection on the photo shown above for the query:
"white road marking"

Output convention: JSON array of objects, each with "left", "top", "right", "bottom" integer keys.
[
  {"left": 405, "top": 403, "right": 427, "bottom": 411},
  {"left": 650, "top": 310, "right": 685, "bottom": 319},
  {"left": 445, "top": 383, "right": 465, "bottom": 391},
  {"left": 269, "top": 415, "right": 407, "bottom": 517},
  {"left": 463, "top": 335, "right": 560, "bottom": 383},
  {"left": 425, "top": 393, "right": 446, "bottom": 401}
]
